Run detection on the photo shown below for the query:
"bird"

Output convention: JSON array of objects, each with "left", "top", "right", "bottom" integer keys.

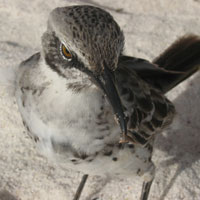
[{"left": 15, "top": 5, "right": 200, "bottom": 200}]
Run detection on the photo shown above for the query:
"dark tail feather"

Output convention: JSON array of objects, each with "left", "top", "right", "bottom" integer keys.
[{"left": 152, "top": 34, "right": 200, "bottom": 93}]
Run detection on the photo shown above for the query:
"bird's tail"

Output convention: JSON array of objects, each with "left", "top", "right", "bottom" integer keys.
[{"left": 152, "top": 34, "right": 200, "bottom": 93}]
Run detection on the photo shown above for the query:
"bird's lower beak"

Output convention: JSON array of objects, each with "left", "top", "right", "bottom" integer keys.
[{"left": 93, "top": 64, "right": 127, "bottom": 138}]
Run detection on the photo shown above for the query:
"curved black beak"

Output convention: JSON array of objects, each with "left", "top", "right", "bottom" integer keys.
[{"left": 92, "top": 63, "right": 127, "bottom": 138}]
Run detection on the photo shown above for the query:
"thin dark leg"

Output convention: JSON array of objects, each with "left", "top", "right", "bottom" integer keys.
[
  {"left": 140, "top": 179, "right": 153, "bottom": 200},
  {"left": 73, "top": 174, "right": 88, "bottom": 200}
]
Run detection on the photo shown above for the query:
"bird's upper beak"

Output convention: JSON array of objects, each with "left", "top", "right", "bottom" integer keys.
[{"left": 92, "top": 63, "right": 127, "bottom": 139}]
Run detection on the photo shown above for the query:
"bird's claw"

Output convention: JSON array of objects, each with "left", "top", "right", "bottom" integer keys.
[{"left": 119, "top": 133, "right": 129, "bottom": 144}]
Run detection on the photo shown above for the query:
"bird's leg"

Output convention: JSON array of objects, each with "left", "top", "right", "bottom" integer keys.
[
  {"left": 73, "top": 174, "right": 88, "bottom": 200},
  {"left": 140, "top": 178, "right": 154, "bottom": 200}
]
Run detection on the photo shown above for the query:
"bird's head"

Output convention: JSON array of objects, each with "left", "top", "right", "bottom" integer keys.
[{"left": 41, "top": 5, "right": 127, "bottom": 138}]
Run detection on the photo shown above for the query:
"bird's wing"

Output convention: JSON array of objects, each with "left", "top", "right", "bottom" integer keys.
[
  {"left": 115, "top": 64, "right": 175, "bottom": 146},
  {"left": 115, "top": 35, "right": 200, "bottom": 146},
  {"left": 118, "top": 55, "right": 182, "bottom": 94},
  {"left": 119, "top": 35, "right": 200, "bottom": 94},
  {"left": 19, "top": 52, "right": 41, "bottom": 68}
]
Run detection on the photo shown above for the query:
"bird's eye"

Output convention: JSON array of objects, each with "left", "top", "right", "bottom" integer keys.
[{"left": 60, "top": 44, "right": 72, "bottom": 60}]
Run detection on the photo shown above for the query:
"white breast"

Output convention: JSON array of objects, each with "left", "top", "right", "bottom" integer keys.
[
  {"left": 16, "top": 58, "right": 155, "bottom": 180},
  {"left": 16, "top": 58, "right": 117, "bottom": 154}
]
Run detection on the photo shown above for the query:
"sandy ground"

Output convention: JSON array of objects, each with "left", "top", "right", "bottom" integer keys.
[{"left": 0, "top": 0, "right": 200, "bottom": 200}]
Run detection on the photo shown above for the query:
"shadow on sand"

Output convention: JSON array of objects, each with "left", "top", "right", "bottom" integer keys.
[
  {"left": 155, "top": 73, "right": 200, "bottom": 200},
  {"left": 0, "top": 190, "right": 18, "bottom": 200}
]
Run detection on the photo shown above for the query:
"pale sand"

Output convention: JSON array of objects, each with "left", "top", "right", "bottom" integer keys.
[{"left": 0, "top": 0, "right": 200, "bottom": 199}]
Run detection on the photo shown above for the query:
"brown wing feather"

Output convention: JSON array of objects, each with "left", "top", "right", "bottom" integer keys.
[{"left": 115, "top": 66, "right": 175, "bottom": 146}]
